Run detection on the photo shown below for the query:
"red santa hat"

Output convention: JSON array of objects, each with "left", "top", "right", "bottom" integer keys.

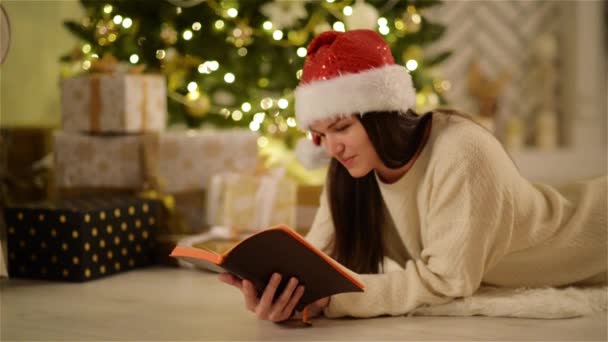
[{"left": 295, "top": 29, "right": 416, "bottom": 129}]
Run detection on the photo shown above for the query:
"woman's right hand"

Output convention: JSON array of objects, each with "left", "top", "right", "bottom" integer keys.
[{"left": 218, "top": 272, "right": 306, "bottom": 322}]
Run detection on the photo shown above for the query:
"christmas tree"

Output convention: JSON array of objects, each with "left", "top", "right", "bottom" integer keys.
[{"left": 62, "top": 0, "right": 450, "bottom": 152}]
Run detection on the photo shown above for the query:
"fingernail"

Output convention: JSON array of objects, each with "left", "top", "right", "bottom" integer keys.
[
  {"left": 290, "top": 277, "right": 298, "bottom": 286},
  {"left": 272, "top": 273, "right": 281, "bottom": 282}
]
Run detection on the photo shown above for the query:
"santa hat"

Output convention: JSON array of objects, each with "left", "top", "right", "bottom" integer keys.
[{"left": 295, "top": 29, "right": 416, "bottom": 129}]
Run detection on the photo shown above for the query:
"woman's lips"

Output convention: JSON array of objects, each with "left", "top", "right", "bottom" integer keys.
[{"left": 341, "top": 156, "right": 356, "bottom": 168}]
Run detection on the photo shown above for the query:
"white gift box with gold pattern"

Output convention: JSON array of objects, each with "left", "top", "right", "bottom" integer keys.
[
  {"left": 206, "top": 172, "right": 297, "bottom": 233},
  {"left": 60, "top": 74, "right": 167, "bottom": 133},
  {"left": 54, "top": 130, "right": 259, "bottom": 192}
]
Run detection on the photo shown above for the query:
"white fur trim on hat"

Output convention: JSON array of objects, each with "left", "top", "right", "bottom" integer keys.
[{"left": 295, "top": 64, "right": 416, "bottom": 128}]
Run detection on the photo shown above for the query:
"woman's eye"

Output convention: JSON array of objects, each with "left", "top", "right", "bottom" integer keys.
[{"left": 335, "top": 124, "right": 350, "bottom": 132}]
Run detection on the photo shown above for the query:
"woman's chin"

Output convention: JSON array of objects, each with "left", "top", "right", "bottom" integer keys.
[{"left": 347, "top": 167, "right": 372, "bottom": 178}]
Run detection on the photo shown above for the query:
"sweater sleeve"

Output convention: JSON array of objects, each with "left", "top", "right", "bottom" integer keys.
[{"left": 324, "top": 126, "right": 516, "bottom": 318}]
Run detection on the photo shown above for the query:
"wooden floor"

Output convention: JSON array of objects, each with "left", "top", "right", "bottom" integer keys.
[{"left": 1, "top": 267, "right": 606, "bottom": 341}]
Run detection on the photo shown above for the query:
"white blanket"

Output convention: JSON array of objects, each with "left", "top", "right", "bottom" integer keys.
[{"left": 412, "top": 286, "right": 607, "bottom": 319}]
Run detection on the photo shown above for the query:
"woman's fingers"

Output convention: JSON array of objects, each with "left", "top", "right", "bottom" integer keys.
[
  {"left": 242, "top": 279, "right": 259, "bottom": 312},
  {"left": 268, "top": 277, "right": 299, "bottom": 321},
  {"left": 281, "top": 284, "right": 305, "bottom": 320},
  {"left": 218, "top": 273, "right": 242, "bottom": 289},
  {"left": 256, "top": 273, "right": 282, "bottom": 318}
]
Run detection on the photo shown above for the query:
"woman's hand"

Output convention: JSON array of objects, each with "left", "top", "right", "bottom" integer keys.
[{"left": 218, "top": 272, "right": 329, "bottom": 322}]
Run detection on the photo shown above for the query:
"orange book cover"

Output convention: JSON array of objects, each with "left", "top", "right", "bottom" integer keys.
[{"left": 170, "top": 225, "right": 364, "bottom": 310}]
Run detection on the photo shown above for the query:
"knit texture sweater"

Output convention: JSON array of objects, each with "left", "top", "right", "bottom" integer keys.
[{"left": 305, "top": 112, "right": 607, "bottom": 318}]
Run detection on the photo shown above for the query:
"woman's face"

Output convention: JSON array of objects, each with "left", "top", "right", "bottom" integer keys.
[{"left": 309, "top": 115, "right": 381, "bottom": 178}]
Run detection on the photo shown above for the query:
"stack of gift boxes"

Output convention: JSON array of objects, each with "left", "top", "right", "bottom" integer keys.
[{"left": 5, "top": 69, "right": 266, "bottom": 280}]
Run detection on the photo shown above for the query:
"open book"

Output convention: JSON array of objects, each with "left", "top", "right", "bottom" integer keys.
[{"left": 170, "top": 225, "right": 364, "bottom": 310}]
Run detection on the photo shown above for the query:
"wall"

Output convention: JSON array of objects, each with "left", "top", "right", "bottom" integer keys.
[{"left": 0, "top": 0, "right": 82, "bottom": 128}]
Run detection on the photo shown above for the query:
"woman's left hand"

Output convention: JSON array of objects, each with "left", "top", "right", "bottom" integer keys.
[{"left": 219, "top": 272, "right": 329, "bottom": 322}]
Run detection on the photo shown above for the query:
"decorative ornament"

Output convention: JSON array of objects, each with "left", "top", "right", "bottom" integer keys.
[
  {"left": 186, "top": 92, "right": 212, "bottom": 117},
  {"left": 166, "top": 0, "right": 206, "bottom": 8},
  {"left": 160, "top": 23, "right": 178, "bottom": 44},
  {"left": 260, "top": 0, "right": 308, "bottom": 30},
  {"left": 344, "top": 0, "right": 379, "bottom": 31}
]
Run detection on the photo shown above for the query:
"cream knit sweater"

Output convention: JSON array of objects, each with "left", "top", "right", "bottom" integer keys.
[{"left": 305, "top": 112, "right": 607, "bottom": 318}]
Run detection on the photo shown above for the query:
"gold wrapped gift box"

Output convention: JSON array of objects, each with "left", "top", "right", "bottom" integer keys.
[{"left": 60, "top": 74, "right": 167, "bottom": 133}]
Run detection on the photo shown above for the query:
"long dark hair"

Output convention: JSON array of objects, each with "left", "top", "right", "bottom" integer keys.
[{"left": 327, "top": 109, "right": 433, "bottom": 274}]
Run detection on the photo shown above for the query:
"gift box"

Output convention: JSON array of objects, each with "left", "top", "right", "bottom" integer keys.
[
  {"left": 207, "top": 172, "right": 297, "bottom": 233},
  {"left": 54, "top": 132, "right": 144, "bottom": 190},
  {"left": 4, "top": 197, "right": 161, "bottom": 281},
  {"left": 60, "top": 74, "right": 166, "bottom": 133},
  {"left": 53, "top": 130, "right": 259, "bottom": 233},
  {"left": 54, "top": 130, "right": 259, "bottom": 193}
]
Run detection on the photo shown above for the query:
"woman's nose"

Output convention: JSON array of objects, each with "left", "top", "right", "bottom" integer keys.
[{"left": 325, "top": 135, "right": 344, "bottom": 157}]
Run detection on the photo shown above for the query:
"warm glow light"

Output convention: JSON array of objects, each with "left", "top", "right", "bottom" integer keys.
[
  {"left": 156, "top": 49, "right": 166, "bottom": 59},
  {"left": 378, "top": 17, "right": 388, "bottom": 26},
  {"left": 198, "top": 63, "right": 210, "bottom": 74},
  {"left": 260, "top": 98, "right": 273, "bottom": 110},
  {"left": 82, "top": 44, "right": 91, "bottom": 53},
  {"left": 113, "top": 15, "right": 123, "bottom": 25},
  {"left": 333, "top": 21, "right": 345, "bottom": 32},
  {"left": 343, "top": 6, "right": 353, "bottom": 16},
  {"left": 253, "top": 112, "right": 266, "bottom": 123},
  {"left": 215, "top": 20, "right": 225, "bottom": 30},
  {"left": 231, "top": 110, "right": 243, "bottom": 121},
  {"left": 297, "top": 47, "right": 307, "bottom": 57},
  {"left": 103, "top": 4, "right": 113, "bottom": 14},
  {"left": 379, "top": 26, "right": 390, "bottom": 35},
  {"left": 209, "top": 61, "right": 219, "bottom": 70},
  {"left": 187, "top": 91, "right": 200, "bottom": 100},
  {"left": 286, "top": 117, "right": 296, "bottom": 127},
  {"left": 241, "top": 102, "right": 252, "bottom": 112},
  {"left": 129, "top": 54, "right": 139, "bottom": 64},
  {"left": 257, "top": 136, "right": 269, "bottom": 148},
  {"left": 406, "top": 59, "right": 418, "bottom": 71},
  {"left": 263, "top": 21, "right": 273, "bottom": 30},
  {"left": 277, "top": 98, "right": 288, "bottom": 109},
  {"left": 249, "top": 121, "right": 260, "bottom": 131},
  {"left": 82, "top": 60, "right": 92, "bottom": 70},
  {"left": 187, "top": 82, "right": 198, "bottom": 92},
  {"left": 183, "top": 30, "right": 193, "bottom": 40},
  {"left": 122, "top": 18, "right": 133, "bottom": 29},
  {"left": 224, "top": 73, "right": 235, "bottom": 83},
  {"left": 272, "top": 30, "right": 283, "bottom": 40},
  {"left": 192, "top": 22, "right": 202, "bottom": 31},
  {"left": 412, "top": 14, "right": 422, "bottom": 24},
  {"left": 227, "top": 8, "right": 238, "bottom": 18}
]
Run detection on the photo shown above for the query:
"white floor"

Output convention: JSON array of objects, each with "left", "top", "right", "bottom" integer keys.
[{"left": 1, "top": 267, "right": 606, "bottom": 341}]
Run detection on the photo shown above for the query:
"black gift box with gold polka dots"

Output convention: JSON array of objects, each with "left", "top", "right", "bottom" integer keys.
[{"left": 4, "top": 197, "right": 161, "bottom": 281}]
